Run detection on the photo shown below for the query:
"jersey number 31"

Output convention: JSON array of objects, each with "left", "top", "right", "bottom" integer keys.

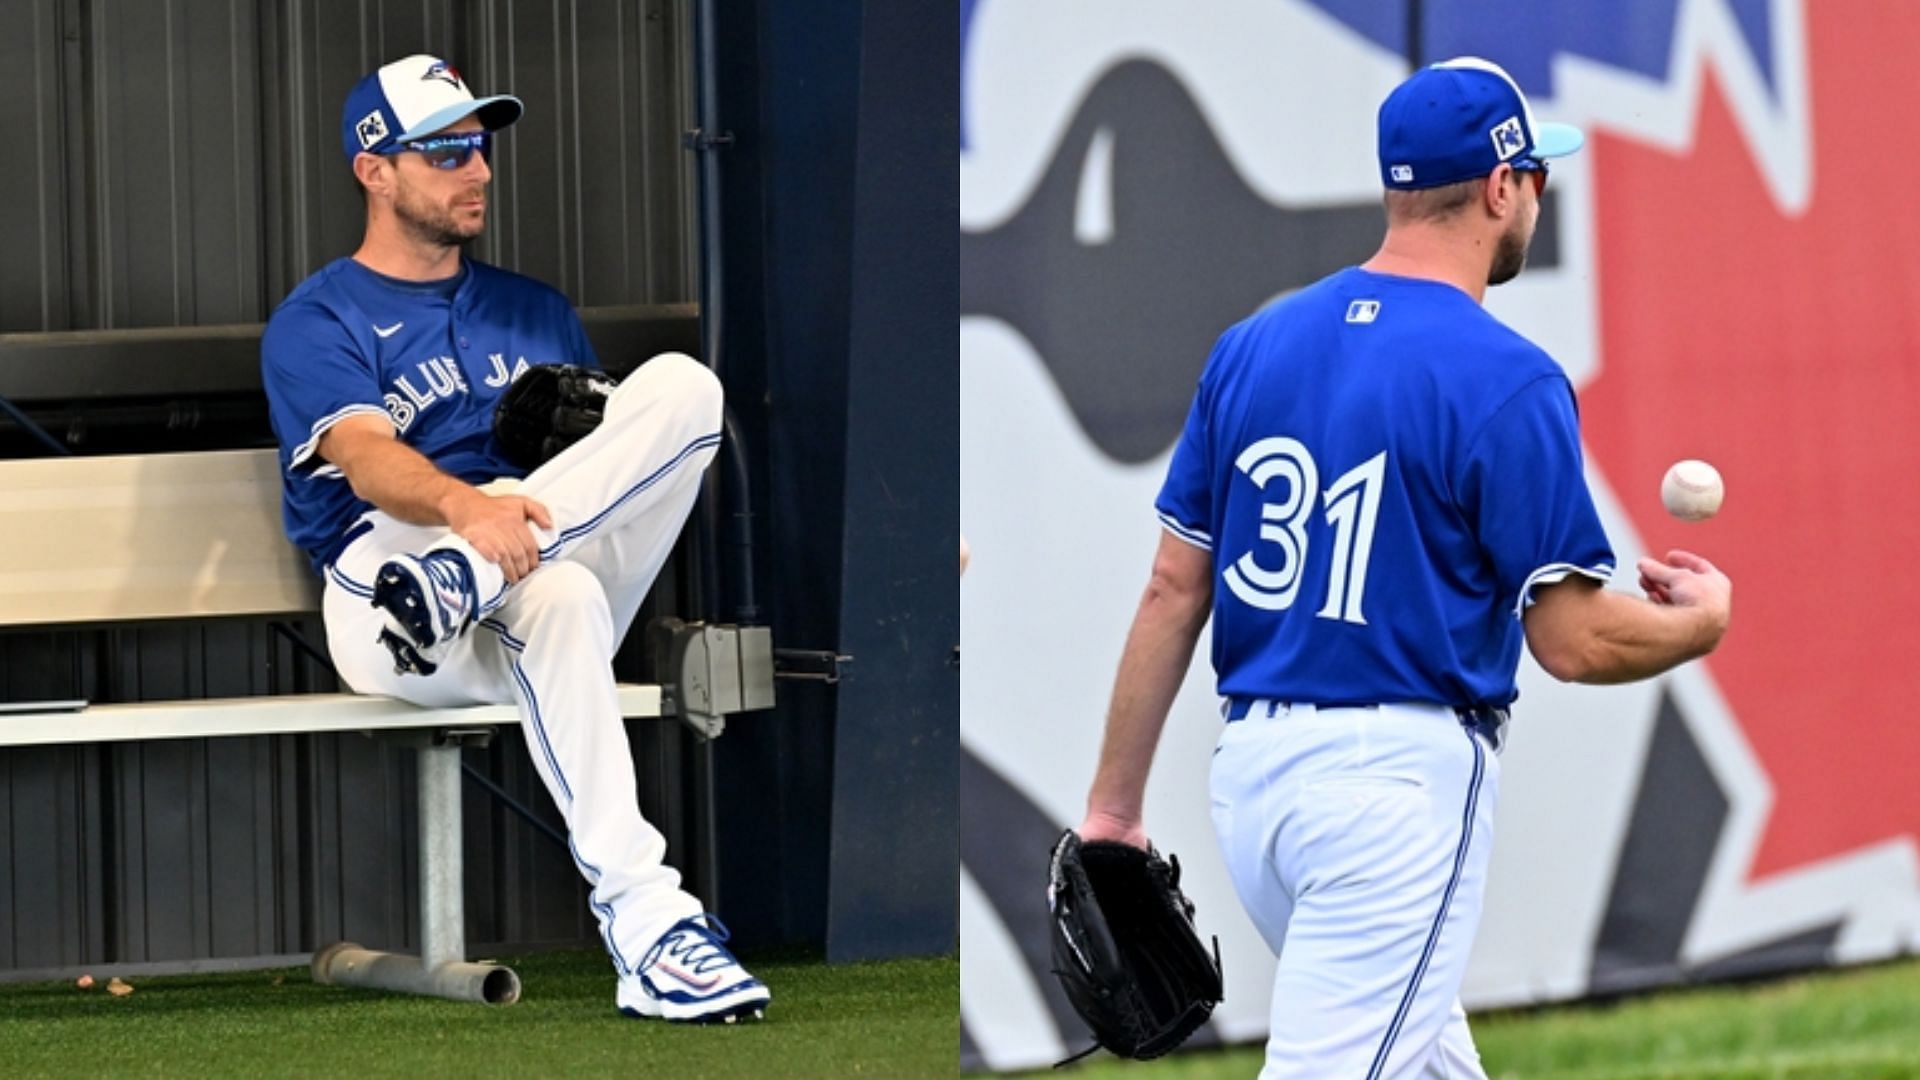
[{"left": 1223, "top": 438, "right": 1385, "bottom": 624}]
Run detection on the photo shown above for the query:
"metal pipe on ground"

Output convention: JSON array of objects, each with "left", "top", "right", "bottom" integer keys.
[
  {"left": 310, "top": 741, "right": 522, "bottom": 1004},
  {"left": 311, "top": 944, "right": 521, "bottom": 1004}
]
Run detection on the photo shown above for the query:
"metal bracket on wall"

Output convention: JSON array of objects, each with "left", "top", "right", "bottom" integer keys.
[
  {"left": 682, "top": 128, "right": 735, "bottom": 152},
  {"left": 650, "top": 618, "right": 776, "bottom": 740},
  {"left": 772, "top": 648, "right": 853, "bottom": 685}
]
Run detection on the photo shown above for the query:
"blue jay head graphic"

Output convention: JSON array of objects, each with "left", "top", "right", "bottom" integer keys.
[{"left": 421, "top": 60, "right": 464, "bottom": 90}]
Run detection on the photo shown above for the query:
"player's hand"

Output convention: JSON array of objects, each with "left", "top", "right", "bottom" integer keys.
[
  {"left": 1638, "top": 549, "right": 1731, "bottom": 647},
  {"left": 445, "top": 489, "right": 554, "bottom": 584},
  {"left": 1077, "top": 809, "right": 1151, "bottom": 852}
]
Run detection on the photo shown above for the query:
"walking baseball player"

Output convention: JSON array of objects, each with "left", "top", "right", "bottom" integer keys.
[
  {"left": 1076, "top": 59, "right": 1731, "bottom": 1077},
  {"left": 260, "top": 55, "right": 768, "bottom": 1023}
]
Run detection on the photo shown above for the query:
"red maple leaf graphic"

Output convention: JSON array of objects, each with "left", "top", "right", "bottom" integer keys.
[{"left": 1581, "top": 2, "right": 1920, "bottom": 880}]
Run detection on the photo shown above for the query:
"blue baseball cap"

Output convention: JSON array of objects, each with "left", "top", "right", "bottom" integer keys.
[
  {"left": 1377, "top": 57, "right": 1583, "bottom": 191},
  {"left": 341, "top": 54, "right": 523, "bottom": 161}
]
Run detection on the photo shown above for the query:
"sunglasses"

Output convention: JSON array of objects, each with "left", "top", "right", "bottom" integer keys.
[
  {"left": 1513, "top": 159, "right": 1549, "bottom": 197},
  {"left": 386, "top": 130, "right": 493, "bottom": 171}
]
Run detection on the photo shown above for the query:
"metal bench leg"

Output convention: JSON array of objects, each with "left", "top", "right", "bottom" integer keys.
[
  {"left": 418, "top": 740, "right": 465, "bottom": 969},
  {"left": 693, "top": 732, "right": 721, "bottom": 911},
  {"left": 312, "top": 737, "right": 522, "bottom": 1004}
]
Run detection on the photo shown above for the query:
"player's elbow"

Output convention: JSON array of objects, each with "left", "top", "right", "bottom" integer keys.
[
  {"left": 329, "top": 444, "right": 378, "bottom": 502},
  {"left": 1523, "top": 594, "right": 1612, "bottom": 680},
  {"left": 1527, "top": 632, "right": 1598, "bottom": 683},
  {"left": 1521, "top": 576, "right": 1609, "bottom": 683},
  {"left": 1143, "top": 569, "right": 1206, "bottom": 612},
  {"left": 1143, "top": 548, "right": 1212, "bottom": 625},
  {"left": 317, "top": 418, "right": 393, "bottom": 499}
]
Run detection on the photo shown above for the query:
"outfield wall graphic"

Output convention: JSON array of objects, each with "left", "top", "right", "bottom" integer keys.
[{"left": 959, "top": 0, "right": 1920, "bottom": 1070}]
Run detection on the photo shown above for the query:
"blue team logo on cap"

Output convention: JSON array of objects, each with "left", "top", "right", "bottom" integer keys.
[
  {"left": 1490, "top": 116, "right": 1527, "bottom": 160},
  {"left": 421, "top": 60, "right": 464, "bottom": 90}
]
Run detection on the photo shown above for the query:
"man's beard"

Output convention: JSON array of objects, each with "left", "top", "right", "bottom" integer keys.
[
  {"left": 1487, "top": 216, "right": 1530, "bottom": 286},
  {"left": 394, "top": 180, "right": 484, "bottom": 247}
]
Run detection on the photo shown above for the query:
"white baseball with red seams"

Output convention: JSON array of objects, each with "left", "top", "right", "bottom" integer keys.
[{"left": 1660, "top": 459, "right": 1724, "bottom": 521}]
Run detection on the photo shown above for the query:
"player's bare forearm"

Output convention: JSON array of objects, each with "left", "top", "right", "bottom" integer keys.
[
  {"left": 318, "top": 416, "right": 553, "bottom": 580},
  {"left": 1084, "top": 534, "right": 1214, "bottom": 836},
  {"left": 1532, "top": 592, "right": 1710, "bottom": 683},
  {"left": 1524, "top": 552, "right": 1731, "bottom": 684},
  {"left": 320, "top": 419, "right": 476, "bottom": 526}
]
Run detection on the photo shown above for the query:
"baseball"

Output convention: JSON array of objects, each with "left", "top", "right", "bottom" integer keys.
[{"left": 1661, "top": 459, "right": 1724, "bottom": 521}]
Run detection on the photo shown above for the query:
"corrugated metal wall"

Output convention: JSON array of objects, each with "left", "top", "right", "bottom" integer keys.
[
  {"left": 0, "top": 0, "right": 702, "bottom": 973},
  {"left": 0, "top": 0, "right": 694, "bottom": 332}
]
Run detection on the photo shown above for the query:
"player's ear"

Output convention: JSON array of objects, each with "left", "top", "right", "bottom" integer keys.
[
  {"left": 353, "top": 152, "right": 392, "bottom": 201},
  {"left": 1484, "top": 164, "right": 1517, "bottom": 219}
]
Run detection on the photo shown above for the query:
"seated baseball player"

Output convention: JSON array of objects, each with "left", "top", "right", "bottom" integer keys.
[{"left": 259, "top": 54, "right": 768, "bottom": 1023}]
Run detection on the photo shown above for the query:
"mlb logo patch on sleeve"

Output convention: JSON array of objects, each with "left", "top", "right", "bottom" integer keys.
[{"left": 1345, "top": 300, "right": 1381, "bottom": 324}]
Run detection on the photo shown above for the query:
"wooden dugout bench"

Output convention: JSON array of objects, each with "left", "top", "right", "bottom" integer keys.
[{"left": 0, "top": 447, "right": 771, "bottom": 1002}]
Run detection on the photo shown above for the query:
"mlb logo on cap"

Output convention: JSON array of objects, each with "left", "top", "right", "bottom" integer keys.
[
  {"left": 341, "top": 54, "right": 523, "bottom": 161},
  {"left": 1377, "top": 57, "right": 1584, "bottom": 191},
  {"left": 1490, "top": 117, "right": 1526, "bottom": 160}
]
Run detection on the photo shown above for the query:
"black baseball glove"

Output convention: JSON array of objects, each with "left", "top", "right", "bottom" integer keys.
[
  {"left": 491, "top": 363, "right": 619, "bottom": 470},
  {"left": 1048, "top": 829, "right": 1223, "bottom": 1063}
]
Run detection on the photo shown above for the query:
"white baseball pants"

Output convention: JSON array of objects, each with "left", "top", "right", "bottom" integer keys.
[
  {"left": 1209, "top": 702, "right": 1501, "bottom": 1079},
  {"left": 320, "top": 351, "right": 722, "bottom": 973}
]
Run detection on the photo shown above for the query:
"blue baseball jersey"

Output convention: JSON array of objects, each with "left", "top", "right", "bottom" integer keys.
[
  {"left": 1156, "top": 267, "right": 1614, "bottom": 708},
  {"left": 261, "top": 257, "right": 600, "bottom": 572}
]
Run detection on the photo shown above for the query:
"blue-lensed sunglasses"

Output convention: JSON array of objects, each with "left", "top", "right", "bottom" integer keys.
[
  {"left": 385, "top": 130, "right": 492, "bottom": 170},
  {"left": 1512, "top": 158, "right": 1549, "bottom": 196}
]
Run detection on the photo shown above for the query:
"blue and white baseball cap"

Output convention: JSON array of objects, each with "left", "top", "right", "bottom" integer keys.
[
  {"left": 1377, "top": 57, "right": 1583, "bottom": 190},
  {"left": 341, "top": 54, "right": 523, "bottom": 161}
]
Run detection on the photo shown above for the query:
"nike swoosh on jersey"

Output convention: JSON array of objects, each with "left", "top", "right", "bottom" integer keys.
[{"left": 374, "top": 322, "right": 404, "bottom": 338}]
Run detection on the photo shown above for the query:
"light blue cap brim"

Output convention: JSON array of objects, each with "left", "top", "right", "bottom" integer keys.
[
  {"left": 1533, "top": 121, "right": 1585, "bottom": 160},
  {"left": 394, "top": 94, "right": 524, "bottom": 143}
]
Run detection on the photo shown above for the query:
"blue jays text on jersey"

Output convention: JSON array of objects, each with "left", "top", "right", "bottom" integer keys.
[
  {"left": 1155, "top": 267, "right": 1614, "bottom": 709},
  {"left": 261, "top": 257, "right": 601, "bottom": 571}
]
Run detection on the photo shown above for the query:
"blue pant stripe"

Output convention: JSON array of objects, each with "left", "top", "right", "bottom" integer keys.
[
  {"left": 491, "top": 624, "right": 623, "bottom": 973},
  {"left": 1365, "top": 731, "right": 1486, "bottom": 1080},
  {"left": 486, "top": 626, "right": 572, "bottom": 806},
  {"left": 328, "top": 565, "right": 374, "bottom": 599},
  {"left": 538, "top": 431, "right": 721, "bottom": 560},
  {"left": 478, "top": 617, "right": 526, "bottom": 652},
  {"left": 569, "top": 837, "right": 632, "bottom": 975}
]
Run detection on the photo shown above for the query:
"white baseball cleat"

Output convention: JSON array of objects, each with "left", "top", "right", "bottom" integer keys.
[
  {"left": 371, "top": 550, "right": 478, "bottom": 676},
  {"left": 618, "top": 914, "right": 771, "bottom": 1024}
]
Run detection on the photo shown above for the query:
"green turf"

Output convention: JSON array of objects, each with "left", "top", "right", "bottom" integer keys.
[
  {"left": 0, "top": 948, "right": 958, "bottom": 1078},
  {"left": 1031, "top": 957, "right": 1920, "bottom": 1079}
]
